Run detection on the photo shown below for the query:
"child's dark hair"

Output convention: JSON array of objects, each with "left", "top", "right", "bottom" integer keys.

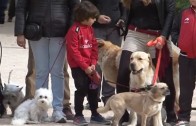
[{"left": 74, "top": 1, "right": 100, "bottom": 22}]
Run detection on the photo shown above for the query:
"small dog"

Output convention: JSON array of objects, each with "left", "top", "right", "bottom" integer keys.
[
  {"left": 129, "top": 51, "right": 154, "bottom": 91},
  {"left": 97, "top": 82, "right": 169, "bottom": 126},
  {"left": 2, "top": 84, "right": 24, "bottom": 116},
  {"left": 11, "top": 88, "right": 53, "bottom": 125}
]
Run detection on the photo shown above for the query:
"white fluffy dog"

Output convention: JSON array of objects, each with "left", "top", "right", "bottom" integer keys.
[{"left": 11, "top": 88, "right": 53, "bottom": 125}]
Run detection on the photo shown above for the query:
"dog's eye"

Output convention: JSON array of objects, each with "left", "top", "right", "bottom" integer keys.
[
  {"left": 138, "top": 58, "right": 143, "bottom": 60},
  {"left": 11, "top": 95, "right": 15, "bottom": 98},
  {"left": 45, "top": 96, "right": 47, "bottom": 99},
  {"left": 39, "top": 95, "right": 43, "bottom": 98},
  {"left": 130, "top": 57, "right": 133, "bottom": 60}
]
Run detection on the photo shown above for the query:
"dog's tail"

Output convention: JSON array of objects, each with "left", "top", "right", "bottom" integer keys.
[
  {"left": 97, "top": 96, "right": 112, "bottom": 113},
  {"left": 11, "top": 119, "right": 26, "bottom": 125}
]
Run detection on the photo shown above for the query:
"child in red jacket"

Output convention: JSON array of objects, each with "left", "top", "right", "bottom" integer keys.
[
  {"left": 171, "top": 0, "right": 196, "bottom": 125},
  {"left": 65, "top": 1, "right": 110, "bottom": 125}
]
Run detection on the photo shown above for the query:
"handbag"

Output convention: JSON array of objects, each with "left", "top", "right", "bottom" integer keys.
[
  {"left": 24, "top": 2, "right": 50, "bottom": 41},
  {"left": 24, "top": 23, "right": 42, "bottom": 41}
]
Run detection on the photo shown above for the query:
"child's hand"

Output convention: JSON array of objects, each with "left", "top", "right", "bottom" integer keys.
[
  {"left": 85, "top": 67, "right": 93, "bottom": 75},
  {"left": 90, "top": 65, "right": 95, "bottom": 70}
]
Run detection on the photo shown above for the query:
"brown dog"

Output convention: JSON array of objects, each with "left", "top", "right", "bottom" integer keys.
[
  {"left": 97, "top": 40, "right": 122, "bottom": 87},
  {"left": 97, "top": 82, "right": 169, "bottom": 126}
]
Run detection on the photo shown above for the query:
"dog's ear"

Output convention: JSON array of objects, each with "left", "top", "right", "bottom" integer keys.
[
  {"left": 148, "top": 53, "right": 154, "bottom": 68},
  {"left": 97, "top": 39, "right": 105, "bottom": 48}
]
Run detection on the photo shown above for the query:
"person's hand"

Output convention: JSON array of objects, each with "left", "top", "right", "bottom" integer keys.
[
  {"left": 97, "top": 15, "right": 111, "bottom": 24},
  {"left": 85, "top": 66, "right": 93, "bottom": 75},
  {"left": 90, "top": 65, "right": 95, "bottom": 71},
  {"left": 116, "top": 19, "right": 125, "bottom": 28},
  {"left": 147, "top": 36, "right": 166, "bottom": 50},
  {"left": 17, "top": 35, "right": 26, "bottom": 49}
]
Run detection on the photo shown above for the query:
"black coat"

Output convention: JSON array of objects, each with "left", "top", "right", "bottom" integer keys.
[
  {"left": 125, "top": 0, "right": 175, "bottom": 39},
  {"left": 15, "top": 0, "right": 79, "bottom": 37},
  {"left": 85, "top": 0, "right": 127, "bottom": 28}
]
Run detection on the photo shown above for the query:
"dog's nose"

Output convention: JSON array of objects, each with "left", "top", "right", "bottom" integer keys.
[
  {"left": 41, "top": 101, "right": 45, "bottom": 103},
  {"left": 7, "top": 101, "right": 11, "bottom": 105},
  {"left": 130, "top": 63, "right": 135, "bottom": 70}
]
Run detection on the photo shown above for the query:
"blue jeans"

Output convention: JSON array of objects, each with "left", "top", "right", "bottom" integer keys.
[{"left": 30, "top": 37, "right": 65, "bottom": 111}]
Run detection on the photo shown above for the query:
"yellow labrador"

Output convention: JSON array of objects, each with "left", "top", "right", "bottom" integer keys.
[
  {"left": 129, "top": 51, "right": 154, "bottom": 91},
  {"left": 97, "top": 82, "right": 169, "bottom": 126}
]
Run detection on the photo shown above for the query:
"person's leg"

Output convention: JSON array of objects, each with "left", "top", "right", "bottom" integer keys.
[
  {"left": 29, "top": 38, "right": 50, "bottom": 89},
  {"left": 25, "top": 43, "right": 35, "bottom": 100},
  {"left": 49, "top": 37, "right": 65, "bottom": 111},
  {"left": 177, "top": 55, "right": 196, "bottom": 123},
  {"left": 8, "top": 0, "right": 15, "bottom": 22},
  {"left": 0, "top": 0, "right": 8, "bottom": 24},
  {"left": 62, "top": 55, "right": 74, "bottom": 120},
  {"left": 71, "top": 67, "right": 89, "bottom": 125}
]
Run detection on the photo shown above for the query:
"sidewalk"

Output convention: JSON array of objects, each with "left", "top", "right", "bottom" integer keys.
[{"left": 0, "top": 20, "right": 196, "bottom": 126}]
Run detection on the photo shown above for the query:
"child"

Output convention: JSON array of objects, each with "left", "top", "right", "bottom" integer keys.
[
  {"left": 171, "top": 0, "right": 196, "bottom": 125},
  {"left": 65, "top": 1, "right": 110, "bottom": 125}
]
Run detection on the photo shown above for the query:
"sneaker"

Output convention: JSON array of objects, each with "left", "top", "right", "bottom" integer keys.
[
  {"left": 52, "top": 111, "right": 67, "bottom": 123},
  {"left": 73, "top": 116, "right": 88, "bottom": 126},
  {"left": 90, "top": 114, "right": 111, "bottom": 125},
  {"left": 175, "top": 121, "right": 190, "bottom": 126},
  {"left": 63, "top": 106, "right": 74, "bottom": 120}
]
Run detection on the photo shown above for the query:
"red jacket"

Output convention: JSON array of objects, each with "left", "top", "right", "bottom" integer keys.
[
  {"left": 65, "top": 22, "right": 98, "bottom": 70},
  {"left": 178, "top": 8, "right": 196, "bottom": 58}
]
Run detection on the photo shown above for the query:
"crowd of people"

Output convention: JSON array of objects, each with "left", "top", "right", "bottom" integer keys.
[{"left": 8, "top": 0, "right": 196, "bottom": 126}]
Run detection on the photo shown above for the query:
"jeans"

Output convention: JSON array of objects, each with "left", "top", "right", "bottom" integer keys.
[{"left": 30, "top": 37, "right": 65, "bottom": 111}]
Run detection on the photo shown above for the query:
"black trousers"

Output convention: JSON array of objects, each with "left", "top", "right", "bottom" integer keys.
[
  {"left": 8, "top": 0, "right": 15, "bottom": 19},
  {"left": 117, "top": 50, "right": 177, "bottom": 123},
  {"left": 71, "top": 67, "right": 99, "bottom": 116},
  {"left": 0, "top": 0, "right": 8, "bottom": 23},
  {"left": 178, "top": 55, "right": 196, "bottom": 121}
]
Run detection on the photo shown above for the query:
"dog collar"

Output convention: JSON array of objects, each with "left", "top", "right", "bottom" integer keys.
[
  {"left": 149, "top": 95, "right": 162, "bottom": 104},
  {"left": 130, "top": 85, "right": 152, "bottom": 92}
]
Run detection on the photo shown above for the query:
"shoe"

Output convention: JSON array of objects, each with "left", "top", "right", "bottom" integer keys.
[
  {"left": 175, "top": 121, "right": 190, "bottom": 126},
  {"left": 63, "top": 106, "right": 74, "bottom": 120},
  {"left": 52, "top": 111, "right": 67, "bottom": 123},
  {"left": 90, "top": 114, "right": 111, "bottom": 125},
  {"left": 73, "top": 116, "right": 88, "bottom": 126}
]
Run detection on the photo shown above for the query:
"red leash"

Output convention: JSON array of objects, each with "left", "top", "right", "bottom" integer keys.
[{"left": 147, "top": 40, "right": 162, "bottom": 85}]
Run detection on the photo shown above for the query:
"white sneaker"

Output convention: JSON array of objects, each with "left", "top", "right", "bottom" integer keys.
[
  {"left": 52, "top": 111, "right": 67, "bottom": 123},
  {"left": 175, "top": 121, "right": 190, "bottom": 126}
]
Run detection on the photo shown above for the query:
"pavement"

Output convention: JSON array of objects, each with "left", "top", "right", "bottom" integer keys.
[{"left": 0, "top": 18, "right": 196, "bottom": 126}]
